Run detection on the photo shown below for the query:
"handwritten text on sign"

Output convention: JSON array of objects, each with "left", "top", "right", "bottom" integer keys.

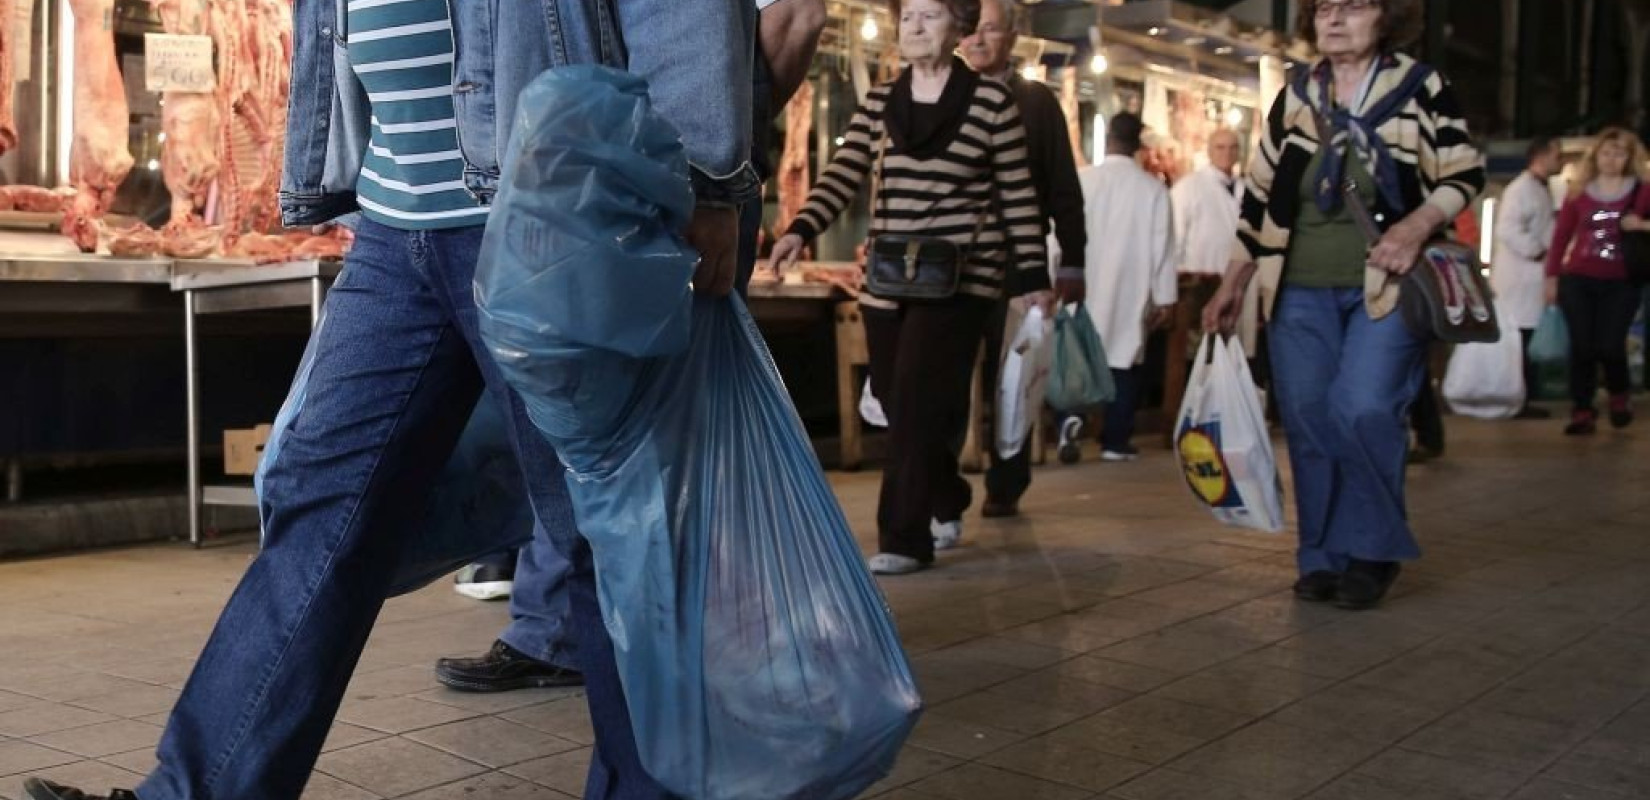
[{"left": 144, "top": 34, "right": 216, "bottom": 93}]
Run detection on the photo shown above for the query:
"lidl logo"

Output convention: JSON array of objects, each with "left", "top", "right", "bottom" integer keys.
[{"left": 1177, "top": 426, "right": 1236, "bottom": 508}]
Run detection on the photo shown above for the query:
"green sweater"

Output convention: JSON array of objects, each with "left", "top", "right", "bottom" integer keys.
[{"left": 1284, "top": 148, "right": 1377, "bottom": 288}]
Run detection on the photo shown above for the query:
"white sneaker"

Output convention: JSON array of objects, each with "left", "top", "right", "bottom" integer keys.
[
  {"left": 453, "top": 563, "right": 514, "bottom": 601},
  {"left": 1058, "top": 417, "right": 1084, "bottom": 464},
  {"left": 931, "top": 518, "right": 963, "bottom": 551},
  {"left": 1100, "top": 447, "right": 1140, "bottom": 462},
  {"left": 868, "top": 553, "right": 927, "bottom": 575}
]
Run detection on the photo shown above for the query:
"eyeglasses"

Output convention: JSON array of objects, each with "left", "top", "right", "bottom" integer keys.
[{"left": 1314, "top": 0, "right": 1379, "bottom": 18}]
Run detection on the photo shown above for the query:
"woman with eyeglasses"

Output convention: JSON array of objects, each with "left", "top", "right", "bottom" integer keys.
[{"left": 1203, "top": 0, "right": 1484, "bottom": 609}]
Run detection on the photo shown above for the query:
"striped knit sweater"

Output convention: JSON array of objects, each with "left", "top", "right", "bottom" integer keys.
[
  {"left": 1232, "top": 53, "right": 1485, "bottom": 319},
  {"left": 785, "top": 75, "right": 1049, "bottom": 307}
]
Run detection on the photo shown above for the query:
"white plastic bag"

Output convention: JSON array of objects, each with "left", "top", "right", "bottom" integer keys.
[
  {"left": 995, "top": 305, "right": 1054, "bottom": 459},
  {"left": 1174, "top": 335, "right": 1285, "bottom": 533},
  {"left": 859, "top": 378, "right": 888, "bottom": 427},
  {"left": 1442, "top": 322, "right": 1525, "bottom": 419}
]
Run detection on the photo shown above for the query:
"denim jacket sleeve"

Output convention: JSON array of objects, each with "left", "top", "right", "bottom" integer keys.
[{"left": 613, "top": 0, "right": 760, "bottom": 204}]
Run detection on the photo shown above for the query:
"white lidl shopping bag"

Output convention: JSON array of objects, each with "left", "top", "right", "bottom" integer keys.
[
  {"left": 1442, "top": 316, "right": 1524, "bottom": 419},
  {"left": 1174, "top": 335, "right": 1285, "bottom": 533},
  {"left": 995, "top": 305, "right": 1054, "bottom": 459}
]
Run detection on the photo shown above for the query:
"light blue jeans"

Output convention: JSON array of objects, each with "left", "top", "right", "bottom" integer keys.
[{"left": 1268, "top": 287, "right": 1429, "bottom": 576}]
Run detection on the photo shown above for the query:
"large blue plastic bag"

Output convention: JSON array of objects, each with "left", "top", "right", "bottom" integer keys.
[
  {"left": 473, "top": 66, "right": 922, "bottom": 800},
  {"left": 1528, "top": 306, "right": 1569, "bottom": 365},
  {"left": 1046, "top": 304, "right": 1116, "bottom": 412},
  {"left": 256, "top": 324, "right": 532, "bottom": 597}
]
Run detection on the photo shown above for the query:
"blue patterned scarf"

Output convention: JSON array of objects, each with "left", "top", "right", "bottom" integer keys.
[{"left": 1297, "top": 55, "right": 1435, "bottom": 214}]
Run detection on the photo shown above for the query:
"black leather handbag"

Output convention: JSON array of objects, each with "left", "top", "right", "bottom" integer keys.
[{"left": 862, "top": 130, "right": 985, "bottom": 302}]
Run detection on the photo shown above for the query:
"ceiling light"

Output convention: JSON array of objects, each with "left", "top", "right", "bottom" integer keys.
[
  {"left": 1225, "top": 107, "right": 1244, "bottom": 127},
  {"left": 1021, "top": 65, "right": 1041, "bottom": 81},
  {"left": 860, "top": 16, "right": 878, "bottom": 41},
  {"left": 1214, "top": 46, "right": 1234, "bottom": 55},
  {"left": 1148, "top": 27, "right": 1164, "bottom": 36},
  {"left": 1090, "top": 52, "right": 1109, "bottom": 75},
  {"left": 1184, "top": 36, "right": 1207, "bottom": 46}
]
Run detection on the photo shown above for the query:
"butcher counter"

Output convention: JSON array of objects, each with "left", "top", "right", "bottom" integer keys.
[{"left": 2, "top": 255, "right": 878, "bottom": 529}]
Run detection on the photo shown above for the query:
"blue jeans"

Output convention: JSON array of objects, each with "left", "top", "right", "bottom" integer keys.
[
  {"left": 1268, "top": 287, "right": 1428, "bottom": 576},
  {"left": 139, "top": 219, "right": 669, "bottom": 800}
]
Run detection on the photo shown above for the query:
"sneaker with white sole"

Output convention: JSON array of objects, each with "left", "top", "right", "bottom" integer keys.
[
  {"left": 868, "top": 553, "right": 927, "bottom": 575},
  {"left": 1100, "top": 446, "right": 1140, "bottom": 462},
  {"left": 931, "top": 518, "right": 962, "bottom": 551},
  {"left": 1057, "top": 417, "right": 1084, "bottom": 464},
  {"left": 454, "top": 562, "right": 514, "bottom": 601}
]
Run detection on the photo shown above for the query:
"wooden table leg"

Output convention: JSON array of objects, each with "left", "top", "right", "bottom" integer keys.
[{"left": 834, "top": 302, "right": 869, "bottom": 470}]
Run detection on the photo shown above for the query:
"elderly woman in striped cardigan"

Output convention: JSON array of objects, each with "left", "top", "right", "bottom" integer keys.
[
  {"left": 769, "top": 0, "right": 1052, "bottom": 575},
  {"left": 1203, "top": 0, "right": 1484, "bottom": 610}
]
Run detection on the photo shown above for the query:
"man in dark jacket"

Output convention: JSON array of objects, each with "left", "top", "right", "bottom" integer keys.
[{"left": 963, "top": 0, "right": 1087, "bottom": 517}]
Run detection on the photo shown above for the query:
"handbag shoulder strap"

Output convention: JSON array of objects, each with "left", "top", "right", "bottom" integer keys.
[{"left": 1308, "top": 103, "right": 1384, "bottom": 246}]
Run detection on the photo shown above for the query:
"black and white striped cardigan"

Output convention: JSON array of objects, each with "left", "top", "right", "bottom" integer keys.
[{"left": 1232, "top": 53, "right": 1486, "bottom": 319}]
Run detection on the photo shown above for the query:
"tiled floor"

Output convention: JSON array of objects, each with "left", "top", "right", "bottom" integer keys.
[{"left": 2, "top": 416, "right": 1649, "bottom": 799}]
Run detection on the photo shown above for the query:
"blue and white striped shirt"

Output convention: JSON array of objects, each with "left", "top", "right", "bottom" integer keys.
[{"left": 346, "top": 0, "right": 486, "bottom": 230}]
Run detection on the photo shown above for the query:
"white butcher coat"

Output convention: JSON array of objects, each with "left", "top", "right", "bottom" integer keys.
[
  {"left": 1079, "top": 155, "right": 1178, "bottom": 370},
  {"left": 1170, "top": 164, "right": 1242, "bottom": 277},
  {"left": 1492, "top": 170, "right": 1557, "bottom": 331}
]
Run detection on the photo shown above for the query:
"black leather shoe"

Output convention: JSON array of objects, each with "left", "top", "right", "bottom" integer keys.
[
  {"left": 23, "top": 779, "right": 137, "bottom": 800},
  {"left": 1292, "top": 571, "right": 1340, "bottom": 603},
  {"left": 981, "top": 498, "right": 1019, "bottom": 518},
  {"left": 435, "top": 640, "right": 584, "bottom": 693},
  {"left": 1336, "top": 560, "right": 1401, "bottom": 611}
]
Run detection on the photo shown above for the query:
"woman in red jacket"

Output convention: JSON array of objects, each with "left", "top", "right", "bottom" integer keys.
[{"left": 1545, "top": 127, "right": 1650, "bottom": 435}]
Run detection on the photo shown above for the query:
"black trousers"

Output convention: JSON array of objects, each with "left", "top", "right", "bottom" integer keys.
[
  {"left": 1520, "top": 328, "right": 1539, "bottom": 406},
  {"left": 864, "top": 297, "right": 994, "bottom": 561},
  {"left": 981, "top": 299, "right": 1032, "bottom": 505},
  {"left": 1559, "top": 275, "right": 1641, "bottom": 411}
]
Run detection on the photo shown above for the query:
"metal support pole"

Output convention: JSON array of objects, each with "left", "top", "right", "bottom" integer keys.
[
  {"left": 185, "top": 290, "right": 202, "bottom": 547},
  {"left": 5, "top": 459, "right": 21, "bottom": 503},
  {"left": 311, "top": 277, "right": 324, "bottom": 328}
]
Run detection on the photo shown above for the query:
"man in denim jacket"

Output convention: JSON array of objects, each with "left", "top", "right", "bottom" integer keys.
[{"left": 23, "top": 2, "right": 756, "bottom": 800}]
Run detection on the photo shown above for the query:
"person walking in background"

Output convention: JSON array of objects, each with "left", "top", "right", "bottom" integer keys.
[
  {"left": 1076, "top": 112, "right": 1177, "bottom": 463},
  {"left": 962, "top": 0, "right": 1087, "bottom": 518},
  {"left": 1545, "top": 127, "right": 1650, "bottom": 435},
  {"left": 1171, "top": 129, "right": 1245, "bottom": 323},
  {"left": 770, "top": 0, "right": 1053, "bottom": 575},
  {"left": 1494, "top": 136, "right": 1562, "bottom": 420},
  {"left": 1204, "top": 0, "right": 1485, "bottom": 611}
]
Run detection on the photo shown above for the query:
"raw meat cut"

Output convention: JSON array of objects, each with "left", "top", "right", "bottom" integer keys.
[
  {"left": 2, "top": 184, "right": 73, "bottom": 212},
  {"left": 62, "top": 0, "right": 135, "bottom": 252},
  {"left": 152, "top": 0, "right": 221, "bottom": 248},
  {"left": 776, "top": 81, "right": 812, "bottom": 242},
  {"left": 107, "top": 222, "right": 162, "bottom": 257}
]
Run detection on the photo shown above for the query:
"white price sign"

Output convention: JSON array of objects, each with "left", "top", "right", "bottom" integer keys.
[{"left": 144, "top": 34, "right": 216, "bottom": 93}]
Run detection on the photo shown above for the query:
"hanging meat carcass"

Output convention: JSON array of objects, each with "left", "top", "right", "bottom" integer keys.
[
  {"left": 151, "top": 0, "right": 222, "bottom": 257},
  {"left": 0, "top": 0, "right": 17, "bottom": 155},
  {"left": 775, "top": 80, "right": 813, "bottom": 244},
  {"left": 62, "top": 0, "right": 135, "bottom": 252},
  {"left": 1061, "top": 69, "right": 1086, "bottom": 169},
  {"left": 206, "top": 0, "right": 291, "bottom": 246}
]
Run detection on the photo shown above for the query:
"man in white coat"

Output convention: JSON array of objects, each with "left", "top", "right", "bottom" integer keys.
[
  {"left": 1493, "top": 136, "right": 1561, "bottom": 419},
  {"left": 1076, "top": 113, "right": 1177, "bottom": 461},
  {"left": 1171, "top": 129, "right": 1253, "bottom": 346}
]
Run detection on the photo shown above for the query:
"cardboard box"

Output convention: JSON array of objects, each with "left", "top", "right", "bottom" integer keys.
[{"left": 224, "top": 424, "right": 273, "bottom": 476}]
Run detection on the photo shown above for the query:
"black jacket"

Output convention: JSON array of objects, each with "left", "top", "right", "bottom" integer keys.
[{"left": 1007, "top": 74, "right": 1086, "bottom": 277}]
